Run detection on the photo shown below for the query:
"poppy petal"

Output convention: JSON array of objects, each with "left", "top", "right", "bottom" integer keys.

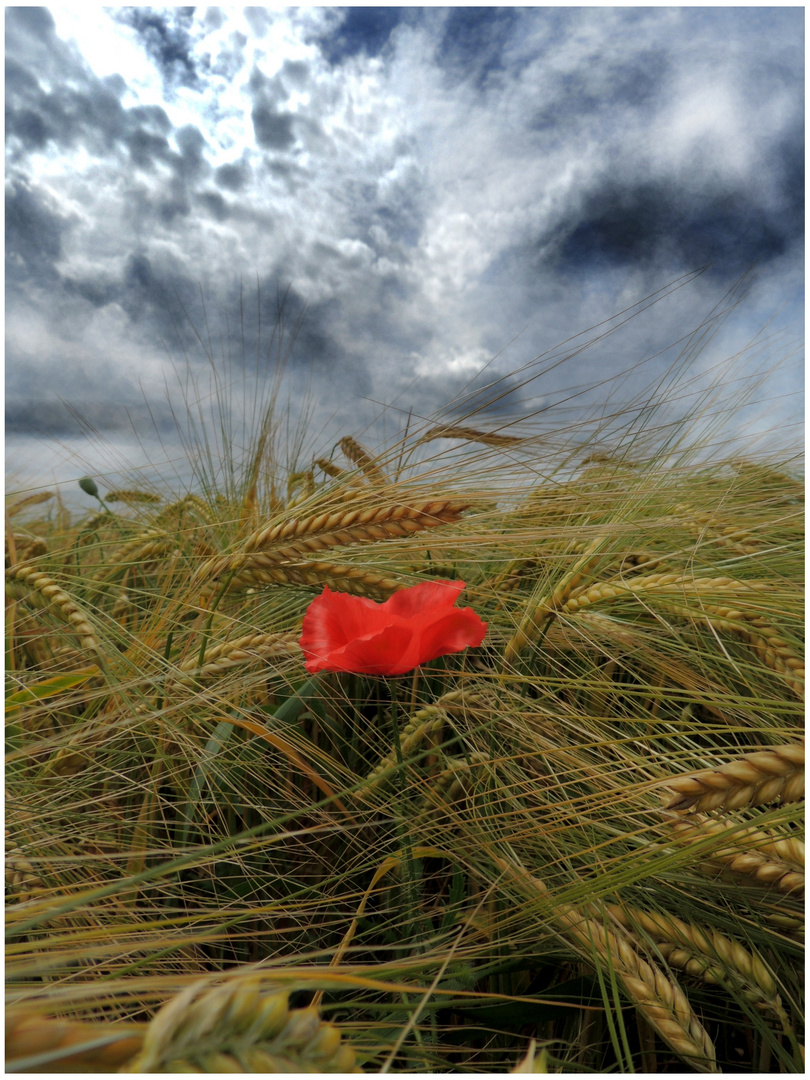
[
  {"left": 385, "top": 579, "right": 466, "bottom": 619},
  {"left": 412, "top": 607, "right": 488, "bottom": 665},
  {"left": 300, "top": 586, "right": 383, "bottom": 658},
  {"left": 326, "top": 623, "right": 415, "bottom": 675},
  {"left": 298, "top": 581, "right": 487, "bottom": 676}
]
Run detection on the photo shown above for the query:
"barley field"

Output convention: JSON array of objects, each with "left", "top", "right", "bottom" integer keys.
[{"left": 5, "top": 299, "right": 804, "bottom": 1073}]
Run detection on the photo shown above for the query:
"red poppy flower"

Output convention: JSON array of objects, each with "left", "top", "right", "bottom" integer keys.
[{"left": 299, "top": 580, "right": 487, "bottom": 676}]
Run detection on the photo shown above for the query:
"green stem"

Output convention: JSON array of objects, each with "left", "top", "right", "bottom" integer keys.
[
  {"left": 194, "top": 563, "right": 242, "bottom": 672},
  {"left": 389, "top": 675, "right": 421, "bottom": 947}
]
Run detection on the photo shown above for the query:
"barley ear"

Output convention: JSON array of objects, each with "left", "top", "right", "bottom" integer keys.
[
  {"left": 174, "top": 631, "right": 302, "bottom": 683},
  {"left": 95, "top": 531, "right": 175, "bottom": 581},
  {"left": 220, "top": 558, "right": 406, "bottom": 599},
  {"left": 360, "top": 706, "right": 448, "bottom": 797},
  {"left": 104, "top": 489, "right": 163, "bottom": 504},
  {"left": 503, "top": 536, "right": 607, "bottom": 664},
  {"left": 315, "top": 456, "right": 346, "bottom": 478},
  {"left": 608, "top": 905, "right": 792, "bottom": 1032},
  {"left": 122, "top": 977, "right": 358, "bottom": 1073},
  {"left": 665, "top": 745, "right": 805, "bottom": 812},
  {"left": 666, "top": 815, "right": 805, "bottom": 896},
  {"left": 492, "top": 854, "right": 718, "bottom": 1072},
  {"left": 6, "top": 491, "right": 55, "bottom": 517},
  {"left": 7, "top": 533, "right": 48, "bottom": 561},
  {"left": 5, "top": 1010, "right": 144, "bottom": 1072},
  {"left": 415, "top": 424, "right": 525, "bottom": 448},
  {"left": 339, "top": 435, "right": 389, "bottom": 485},
  {"left": 6, "top": 564, "right": 101, "bottom": 655}
]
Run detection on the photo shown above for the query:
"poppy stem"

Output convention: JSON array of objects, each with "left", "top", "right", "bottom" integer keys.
[
  {"left": 389, "top": 677, "right": 406, "bottom": 791},
  {"left": 389, "top": 677, "right": 419, "bottom": 939},
  {"left": 409, "top": 666, "right": 419, "bottom": 714}
]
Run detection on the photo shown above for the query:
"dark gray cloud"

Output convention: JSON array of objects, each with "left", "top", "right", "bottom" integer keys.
[
  {"left": 5, "top": 37, "right": 128, "bottom": 158},
  {"left": 125, "top": 121, "right": 172, "bottom": 171},
  {"left": 251, "top": 101, "right": 296, "bottom": 151},
  {"left": 5, "top": 7, "right": 71, "bottom": 85},
  {"left": 6, "top": 176, "right": 69, "bottom": 285},
  {"left": 437, "top": 7, "right": 520, "bottom": 90},
  {"left": 5, "top": 8, "right": 178, "bottom": 180},
  {"left": 115, "top": 7, "right": 201, "bottom": 90},
  {"left": 5, "top": 398, "right": 178, "bottom": 438},
  {"left": 550, "top": 172, "right": 802, "bottom": 278},
  {"left": 317, "top": 8, "right": 406, "bottom": 65},
  {"left": 214, "top": 160, "right": 250, "bottom": 192},
  {"left": 5, "top": 7, "right": 803, "bottom": 493},
  {"left": 281, "top": 59, "right": 310, "bottom": 88},
  {"left": 198, "top": 190, "right": 230, "bottom": 222}
]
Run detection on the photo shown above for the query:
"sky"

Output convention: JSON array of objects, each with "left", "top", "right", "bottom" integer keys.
[{"left": 5, "top": 6, "right": 804, "bottom": 500}]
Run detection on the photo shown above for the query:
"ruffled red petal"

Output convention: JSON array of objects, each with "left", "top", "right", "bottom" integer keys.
[
  {"left": 411, "top": 607, "right": 488, "bottom": 666},
  {"left": 299, "top": 581, "right": 487, "bottom": 676},
  {"left": 384, "top": 579, "right": 466, "bottom": 620}
]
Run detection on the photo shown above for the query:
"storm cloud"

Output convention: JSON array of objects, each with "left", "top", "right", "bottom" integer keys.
[{"left": 5, "top": 6, "right": 803, "bottom": 494}]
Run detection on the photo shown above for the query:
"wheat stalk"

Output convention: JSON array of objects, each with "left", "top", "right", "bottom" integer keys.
[
  {"left": 111, "top": 589, "right": 138, "bottom": 625},
  {"left": 12, "top": 612, "right": 66, "bottom": 670},
  {"left": 339, "top": 435, "right": 389, "bottom": 485},
  {"left": 5, "top": 839, "right": 46, "bottom": 904},
  {"left": 608, "top": 905, "right": 791, "bottom": 1030},
  {"left": 415, "top": 424, "right": 526, "bottom": 448},
  {"left": 559, "top": 573, "right": 773, "bottom": 615},
  {"left": 7, "top": 980, "right": 358, "bottom": 1073},
  {"left": 313, "top": 456, "right": 367, "bottom": 493},
  {"left": 287, "top": 469, "right": 315, "bottom": 508},
  {"left": 6, "top": 564, "right": 100, "bottom": 654},
  {"left": 760, "top": 903, "right": 805, "bottom": 938},
  {"left": 196, "top": 498, "right": 471, "bottom": 584},
  {"left": 104, "top": 489, "right": 163, "bottom": 504},
  {"left": 6, "top": 491, "right": 55, "bottom": 517},
  {"left": 665, "top": 814, "right": 805, "bottom": 895},
  {"left": 217, "top": 558, "right": 406, "bottom": 599},
  {"left": 551, "top": 573, "right": 803, "bottom": 699},
  {"left": 243, "top": 498, "right": 471, "bottom": 556},
  {"left": 175, "top": 631, "right": 302, "bottom": 683},
  {"left": 121, "top": 977, "right": 358, "bottom": 1073},
  {"left": 426, "top": 751, "right": 492, "bottom": 805},
  {"left": 503, "top": 536, "right": 608, "bottom": 664},
  {"left": 95, "top": 532, "right": 175, "bottom": 580},
  {"left": 556, "top": 609, "right": 650, "bottom": 651},
  {"left": 5, "top": 1009, "right": 144, "bottom": 1072},
  {"left": 731, "top": 459, "right": 805, "bottom": 500},
  {"left": 314, "top": 456, "right": 346, "bottom": 478},
  {"left": 493, "top": 546, "right": 663, "bottom": 597},
  {"left": 360, "top": 706, "right": 448, "bottom": 795},
  {"left": 154, "top": 493, "right": 215, "bottom": 526},
  {"left": 664, "top": 745, "right": 805, "bottom": 812},
  {"left": 701, "top": 607, "right": 804, "bottom": 700},
  {"left": 492, "top": 853, "right": 718, "bottom": 1071},
  {"left": 6, "top": 533, "right": 48, "bottom": 561},
  {"left": 78, "top": 510, "right": 120, "bottom": 535},
  {"left": 744, "top": 832, "right": 804, "bottom": 872},
  {"left": 675, "top": 503, "right": 765, "bottom": 555}
]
